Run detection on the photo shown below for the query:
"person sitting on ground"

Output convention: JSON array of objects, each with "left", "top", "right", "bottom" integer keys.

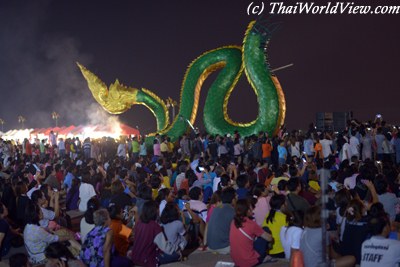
[
  {"left": 15, "top": 181, "right": 31, "bottom": 229},
  {"left": 9, "top": 253, "right": 29, "bottom": 267},
  {"left": 156, "top": 188, "right": 173, "bottom": 216},
  {"left": 78, "top": 170, "right": 97, "bottom": 212},
  {"left": 262, "top": 194, "right": 287, "bottom": 258},
  {"left": 109, "top": 180, "right": 133, "bottom": 213},
  {"left": 206, "top": 186, "right": 236, "bottom": 254},
  {"left": 300, "top": 205, "right": 355, "bottom": 267},
  {"left": 80, "top": 209, "right": 131, "bottom": 267},
  {"left": 107, "top": 203, "right": 133, "bottom": 257},
  {"left": 45, "top": 241, "right": 85, "bottom": 267},
  {"left": 252, "top": 183, "right": 271, "bottom": 226},
  {"left": 360, "top": 203, "right": 400, "bottom": 267},
  {"left": 65, "top": 178, "right": 80, "bottom": 211},
  {"left": 236, "top": 174, "right": 250, "bottom": 200},
  {"left": 31, "top": 189, "right": 60, "bottom": 230},
  {"left": 0, "top": 201, "right": 23, "bottom": 260},
  {"left": 80, "top": 197, "right": 100, "bottom": 243},
  {"left": 374, "top": 176, "right": 400, "bottom": 222},
  {"left": 229, "top": 199, "right": 274, "bottom": 266},
  {"left": 280, "top": 210, "right": 304, "bottom": 264},
  {"left": 23, "top": 203, "right": 69, "bottom": 265},
  {"left": 160, "top": 202, "right": 187, "bottom": 252},
  {"left": 286, "top": 177, "right": 310, "bottom": 214},
  {"left": 130, "top": 200, "right": 181, "bottom": 266}
]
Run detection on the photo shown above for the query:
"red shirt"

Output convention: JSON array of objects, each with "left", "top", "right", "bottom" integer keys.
[
  {"left": 130, "top": 220, "right": 161, "bottom": 267},
  {"left": 230, "top": 218, "right": 264, "bottom": 267}
]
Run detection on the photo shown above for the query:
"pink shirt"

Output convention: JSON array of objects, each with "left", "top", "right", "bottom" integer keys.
[
  {"left": 253, "top": 196, "right": 271, "bottom": 226},
  {"left": 153, "top": 143, "right": 161, "bottom": 156}
]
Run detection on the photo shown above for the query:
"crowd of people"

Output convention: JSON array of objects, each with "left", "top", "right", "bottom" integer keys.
[{"left": 0, "top": 118, "right": 399, "bottom": 267}]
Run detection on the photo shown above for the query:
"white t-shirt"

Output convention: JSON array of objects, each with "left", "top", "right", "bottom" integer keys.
[
  {"left": 361, "top": 236, "right": 400, "bottom": 267},
  {"left": 213, "top": 177, "right": 221, "bottom": 192},
  {"left": 320, "top": 139, "right": 332, "bottom": 158},
  {"left": 349, "top": 136, "right": 360, "bottom": 157},
  {"left": 340, "top": 143, "right": 351, "bottom": 162},
  {"left": 280, "top": 226, "right": 303, "bottom": 260},
  {"left": 78, "top": 183, "right": 96, "bottom": 212}
]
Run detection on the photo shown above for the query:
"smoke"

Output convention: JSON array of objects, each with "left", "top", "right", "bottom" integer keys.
[
  {"left": 86, "top": 103, "right": 123, "bottom": 135},
  {"left": 0, "top": 1, "right": 121, "bottom": 131}
]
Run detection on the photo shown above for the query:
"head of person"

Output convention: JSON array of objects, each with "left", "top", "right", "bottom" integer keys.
[
  {"left": 287, "top": 210, "right": 304, "bottom": 228},
  {"left": 266, "top": 194, "right": 287, "bottom": 224},
  {"left": 93, "top": 209, "right": 110, "bottom": 227},
  {"left": 44, "top": 241, "right": 75, "bottom": 267},
  {"left": 287, "top": 177, "right": 301, "bottom": 193},
  {"left": 160, "top": 202, "right": 180, "bottom": 224},
  {"left": 156, "top": 188, "right": 172, "bottom": 204},
  {"left": 252, "top": 183, "right": 267, "bottom": 198},
  {"left": 334, "top": 188, "right": 352, "bottom": 217},
  {"left": 345, "top": 199, "right": 365, "bottom": 222},
  {"left": 9, "top": 253, "right": 29, "bottom": 267},
  {"left": 236, "top": 174, "right": 249, "bottom": 189},
  {"left": 25, "top": 202, "right": 42, "bottom": 225},
  {"left": 137, "top": 183, "right": 153, "bottom": 200},
  {"left": 140, "top": 200, "right": 159, "bottom": 223},
  {"left": 15, "top": 181, "right": 28, "bottom": 196},
  {"left": 189, "top": 187, "right": 202, "bottom": 201},
  {"left": 31, "top": 190, "right": 48, "bottom": 207},
  {"left": 233, "top": 199, "right": 253, "bottom": 228},
  {"left": 221, "top": 186, "right": 236, "bottom": 204},
  {"left": 368, "top": 202, "right": 391, "bottom": 237},
  {"left": 304, "top": 205, "right": 322, "bottom": 228},
  {"left": 110, "top": 180, "right": 124, "bottom": 195},
  {"left": 84, "top": 197, "right": 100, "bottom": 224},
  {"left": 107, "top": 202, "right": 122, "bottom": 220}
]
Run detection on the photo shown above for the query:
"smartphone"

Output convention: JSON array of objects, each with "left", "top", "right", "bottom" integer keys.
[
  {"left": 302, "top": 158, "right": 307, "bottom": 163},
  {"left": 53, "top": 188, "right": 58, "bottom": 192},
  {"left": 199, "top": 167, "right": 204, "bottom": 172}
]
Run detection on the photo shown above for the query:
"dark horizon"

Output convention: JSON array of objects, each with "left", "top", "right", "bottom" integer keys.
[{"left": 0, "top": 0, "right": 399, "bottom": 134}]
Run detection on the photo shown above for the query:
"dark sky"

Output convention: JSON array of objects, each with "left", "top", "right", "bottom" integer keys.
[{"left": 1, "top": 0, "right": 399, "bottom": 133}]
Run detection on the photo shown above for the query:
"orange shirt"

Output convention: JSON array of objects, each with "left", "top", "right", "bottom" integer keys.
[
  {"left": 110, "top": 219, "right": 132, "bottom": 256},
  {"left": 262, "top": 143, "right": 272, "bottom": 158},
  {"left": 314, "top": 143, "right": 323, "bottom": 158}
]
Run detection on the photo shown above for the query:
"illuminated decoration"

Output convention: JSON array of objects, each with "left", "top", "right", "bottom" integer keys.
[
  {"left": 51, "top": 112, "right": 60, "bottom": 127},
  {"left": 1, "top": 124, "right": 139, "bottom": 143},
  {"left": 78, "top": 20, "right": 286, "bottom": 142},
  {"left": 18, "top": 115, "right": 26, "bottom": 129}
]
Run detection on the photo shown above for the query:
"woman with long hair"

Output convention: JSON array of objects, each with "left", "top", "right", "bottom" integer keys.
[
  {"left": 279, "top": 210, "right": 304, "bottom": 264},
  {"left": 160, "top": 202, "right": 187, "bottom": 251},
  {"left": 229, "top": 199, "right": 273, "bottom": 267},
  {"left": 262, "top": 194, "right": 287, "bottom": 258},
  {"left": 129, "top": 200, "right": 181, "bottom": 266}
]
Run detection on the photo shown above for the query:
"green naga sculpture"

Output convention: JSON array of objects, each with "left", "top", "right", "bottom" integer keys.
[{"left": 78, "top": 20, "right": 286, "bottom": 142}]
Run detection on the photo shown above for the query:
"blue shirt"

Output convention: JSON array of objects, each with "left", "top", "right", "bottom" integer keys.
[
  {"left": 63, "top": 172, "right": 74, "bottom": 189},
  {"left": 278, "top": 145, "right": 287, "bottom": 159}
]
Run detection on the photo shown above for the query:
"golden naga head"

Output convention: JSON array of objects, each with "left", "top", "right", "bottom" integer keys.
[{"left": 77, "top": 62, "right": 139, "bottom": 114}]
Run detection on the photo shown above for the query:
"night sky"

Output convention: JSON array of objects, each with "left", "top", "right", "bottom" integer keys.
[{"left": 1, "top": 0, "right": 399, "bottom": 133}]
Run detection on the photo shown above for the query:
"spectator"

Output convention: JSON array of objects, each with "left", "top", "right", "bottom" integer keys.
[
  {"left": 206, "top": 187, "right": 236, "bottom": 254},
  {"left": 229, "top": 199, "right": 273, "bottom": 266}
]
